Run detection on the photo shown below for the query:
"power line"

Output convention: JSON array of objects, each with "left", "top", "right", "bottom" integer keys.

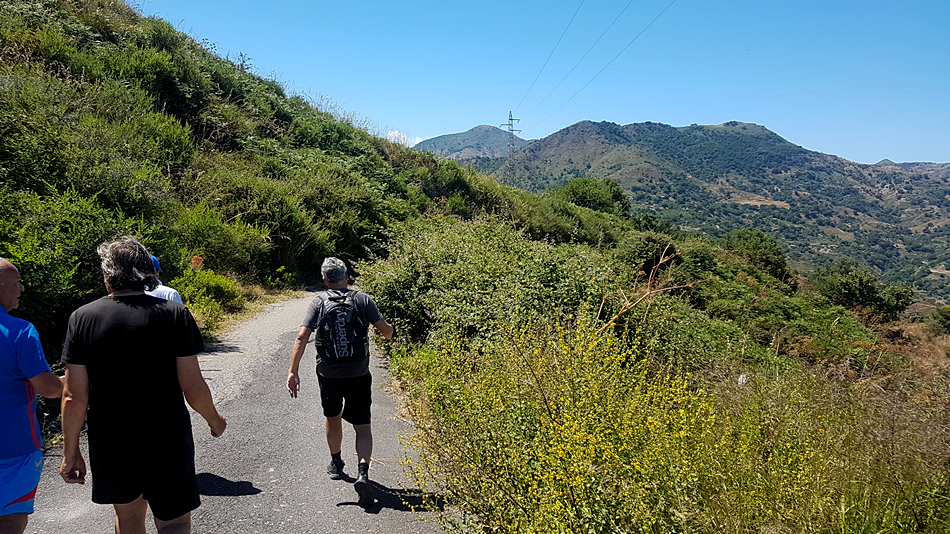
[
  {"left": 513, "top": 0, "right": 586, "bottom": 113},
  {"left": 521, "top": 0, "right": 638, "bottom": 121},
  {"left": 532, "top": 0, "right": 678, "bottom": 130}
]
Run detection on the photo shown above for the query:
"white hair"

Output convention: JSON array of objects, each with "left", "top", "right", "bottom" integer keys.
[{"left": 321, "top": 257, "right": 347, "bottom": 284}]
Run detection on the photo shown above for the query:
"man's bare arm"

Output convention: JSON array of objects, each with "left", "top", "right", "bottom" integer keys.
[
  {"left": 60, "top": 364, "right": 88, "bottom": 484},
  {"left": 286, "top": 326, "right": 312, "bottom": 398},
  {"left": 29, "top": 370, "right": 64, "bottom": 398},
  {"left": 373, "top": 318, "right": 394, "bottom": 340},
  {"left": 177, "top": 356, "right": 226, "bottom": 437}
]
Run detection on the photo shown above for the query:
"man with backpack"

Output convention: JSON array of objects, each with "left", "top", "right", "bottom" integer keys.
[{"left": 286, "top": 257, "right": 393, "bottom": 507}]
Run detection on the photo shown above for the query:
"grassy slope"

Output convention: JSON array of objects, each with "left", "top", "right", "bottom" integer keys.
[{"left": 0, "top": 0, "right": 628, "bottom": 354}]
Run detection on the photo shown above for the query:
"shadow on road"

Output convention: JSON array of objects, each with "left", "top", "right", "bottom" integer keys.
[
  {"left": 196, "top": 472, "right": 262, "bottom": 496},
  {"left": 203, "top": 342, "right": 242, "bottom": 355},
  {"left": 336, "top": 480, "right": 445, "bottom": 515}
]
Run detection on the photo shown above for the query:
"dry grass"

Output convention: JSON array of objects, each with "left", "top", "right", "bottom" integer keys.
[{"left": 876, "top": 321, "right": 950, "bottom": 377}]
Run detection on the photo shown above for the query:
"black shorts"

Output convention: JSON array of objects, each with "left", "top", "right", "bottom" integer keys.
[
  {"left": 88, "top": 426, "right": 199, "bottom": 521},
  {"left": 317, "top": 373, "right": 372, "bottom": 425}
]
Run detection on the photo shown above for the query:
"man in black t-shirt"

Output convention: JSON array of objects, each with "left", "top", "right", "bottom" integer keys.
[
  {"left": 59, "top": 238, "right": 226, "bottom": 534},
  {"left": 287, "top": 257, "right": 393, "bottom": 507}
]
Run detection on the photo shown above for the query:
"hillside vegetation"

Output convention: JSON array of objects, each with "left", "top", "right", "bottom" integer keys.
[
  {"left": 1, "top": 2, "right": 948, "bottom": 532},
  {"left": 484, "top": 120, "right": 950, "bottom": 298}
]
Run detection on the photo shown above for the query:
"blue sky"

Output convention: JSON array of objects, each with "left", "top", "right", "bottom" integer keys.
[{"left": 138, "top": 0, "right": 949, "bottom": 164}]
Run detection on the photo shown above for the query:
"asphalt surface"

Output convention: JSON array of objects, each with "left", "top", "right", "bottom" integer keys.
[{"left": 30, "top": 293, "right": 445, "bottom": 533}]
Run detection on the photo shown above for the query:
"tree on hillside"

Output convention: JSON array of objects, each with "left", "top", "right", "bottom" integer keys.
[
  {"left": 721, "top": 228, "right": 790, "bottom": 280},
  {"left": 810, "top": 258, "right": 914, "bottom": 321},
  {"left": 548, "top": 177, "right": 631, "bottom": 217},
  {"left": 934, "top": 306, "right": 950, "bottom": 334},
  {"left": 630, "top": 213, "right": 679, "bottom": 235}
]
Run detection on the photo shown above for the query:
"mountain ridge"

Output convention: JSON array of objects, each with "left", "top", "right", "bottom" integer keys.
[
  {"left": 414, "top": 124, "right": 530, "bottom": 159},
  {"left": 426, "top": 119, "right": 950, "bottom": 297}
]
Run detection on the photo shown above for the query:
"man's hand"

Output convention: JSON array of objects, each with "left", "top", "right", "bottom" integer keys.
[
  {"left": 287, "top": 371, "right": 301, "bottom": 398},
  {"left": 373, "top": 318, "right": 394, "bottom": 341},
  {"left": 209, "top": 413, "right": 227, "bottom": 437},
  {"left": 287, "top": 326, "right": 311, "bottom": 399},
  {"left": 29, "top": 371, "right": 64, "bottom": 399},
  {"left": 59, "top": 452, "right": 86, "bottom": 484}
]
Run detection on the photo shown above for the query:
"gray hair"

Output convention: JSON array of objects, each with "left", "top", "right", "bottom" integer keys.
[
  {"left": 321, "top": 257, "right": 347, "bottom": 284},
  {"left": 97, "top": 237, "right": 159, "bottom": 292}
]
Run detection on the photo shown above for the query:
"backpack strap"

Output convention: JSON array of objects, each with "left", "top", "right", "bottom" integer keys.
[
  {"left": 326, "top": 288, "right": 359, "bottom": 301},
  {"left": 319, "top": 289, "right": 366, "bottom": 329}
]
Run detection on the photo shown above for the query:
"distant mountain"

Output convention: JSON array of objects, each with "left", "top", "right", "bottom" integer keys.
[
  {"left": 416, "top": 125, "right": 530, "bottom": 160},
  {"left": 875, "top": 160, "right": 950, "bottom": 181},
  {"left": 479, "top": 120, "right": 950, "bottom": 296}
]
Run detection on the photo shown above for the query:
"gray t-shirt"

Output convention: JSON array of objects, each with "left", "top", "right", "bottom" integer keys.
[{"left": 301, "top": 289, "right": 383, "bottom": 378}]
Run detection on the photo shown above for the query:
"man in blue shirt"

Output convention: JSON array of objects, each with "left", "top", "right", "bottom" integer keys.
[{"left": 0, "top": 259, "right": 63, "bottom": 534}]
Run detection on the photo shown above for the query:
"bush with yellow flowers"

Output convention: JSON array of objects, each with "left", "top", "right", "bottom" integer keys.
[
  {"left": 399, "top": 318, "right": 721, "bottom": 532},
  {"left": 364, "top": 217, "right": 949, "bottom": 533},
  {"left": 396, "top": 316, "right": 949, "bottom": 533}
]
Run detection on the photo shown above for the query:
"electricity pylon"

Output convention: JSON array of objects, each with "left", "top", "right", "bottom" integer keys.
[{"left": 499, "top": 111, "right": 521, "bottom": 185}]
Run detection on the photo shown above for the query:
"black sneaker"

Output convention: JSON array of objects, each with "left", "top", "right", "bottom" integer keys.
[
  {"left": 327, "top": 458, "right": 345, "bottom": 480},
  {"left": 354, "top": 473, "right": 374, "bottom": 507}
]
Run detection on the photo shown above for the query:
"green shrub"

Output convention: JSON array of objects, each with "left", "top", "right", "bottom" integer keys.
[
  {"left": 614, "top": 230, "right": 677, "bottom": 275},
  {"left": 172, "top": 268, "right": 242, "bottom": 308},
  {"left": 548, "top": 176, "right": 631, "bottom": 217},
  {"left": 810, "top": 258, "right": 914, "bottom": 321},
  {"left": 721, "top": 227, "right": 790, "bottom": 280},
  {"left": 360, "top": 217, "right": 611, "bottom": 345},
  {"left": 170, "top": 267, "right": 244, "bottom": 329},
  {"left": 0, "top": 187, "right": 141, "bottom": 360},
  {"left": 420, "top": 160, "right": 471, "bottom": 200},
  {"left": 629, "top": 212, "right": 679, "bottom": 234},
  {"left": 174, "top": 202, "right": 270, "bottom": 275},
  {"left": 934, "top": 306, "right": 950, "bottom": 334},
  {"left": 291, "top": 114, "right": 371, "bottom": 156},
  {"left": 262, "top": 265, "right": 297, "bottom": 289},
  {"left": 670, "top": 238, "right": 718, "bottom": 288}
]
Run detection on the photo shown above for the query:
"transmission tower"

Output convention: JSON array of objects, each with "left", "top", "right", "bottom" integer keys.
[{"left": 499, "top": 111, "right": 521, "bottom": 185}]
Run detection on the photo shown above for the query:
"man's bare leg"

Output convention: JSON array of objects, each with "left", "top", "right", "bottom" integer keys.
[
  {"left": 353, "top": 423, "right": 373, "bottom": 466},
  {"left": 353, "top": 423, "right": 374, "bottom": 506},
  {"left": 113, "top": 496, "right": 148, "bottom": 534},
  {"left": 0, "top": 513, "right": 28, "bottom": 534},
  {"left": 326, "top": 412, "right": 344, "bottom": 455},
  {"left": 155, "top": 512, "right": 191, "bottom": 534}
]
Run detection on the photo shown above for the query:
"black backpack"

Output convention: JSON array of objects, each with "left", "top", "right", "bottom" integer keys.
[{"left": 315, "top": 290, "right": 369, "bottom": 361}]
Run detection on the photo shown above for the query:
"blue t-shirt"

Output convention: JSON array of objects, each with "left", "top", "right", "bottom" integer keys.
[{"left": 0, "top": 308, "right": 51, "bottom": 459}]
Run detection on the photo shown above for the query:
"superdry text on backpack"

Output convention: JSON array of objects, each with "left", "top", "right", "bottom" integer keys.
[{"left": 315, "top": 290, "right": 369, "bottom": 361}]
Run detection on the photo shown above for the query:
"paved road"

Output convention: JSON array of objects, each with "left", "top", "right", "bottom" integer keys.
[{"left": 30, "top": 293, "right": 444, "bottom": 533}]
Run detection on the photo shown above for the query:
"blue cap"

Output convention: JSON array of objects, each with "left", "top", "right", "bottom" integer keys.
[{"left": 151, "top": 255, "right": 161, "bottom": 271}]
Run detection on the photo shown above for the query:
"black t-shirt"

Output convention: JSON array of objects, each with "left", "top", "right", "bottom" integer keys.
[
  {"left": 301, "top": 289, "right": 383, "bottom": 378},
  {"left": 62, "top": 295, "right": 204, "bottom": 451}
]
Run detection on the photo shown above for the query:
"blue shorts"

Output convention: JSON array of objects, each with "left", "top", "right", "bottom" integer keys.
[{"left": 0, "top": 449, "right": 44, "bottom": 516}]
